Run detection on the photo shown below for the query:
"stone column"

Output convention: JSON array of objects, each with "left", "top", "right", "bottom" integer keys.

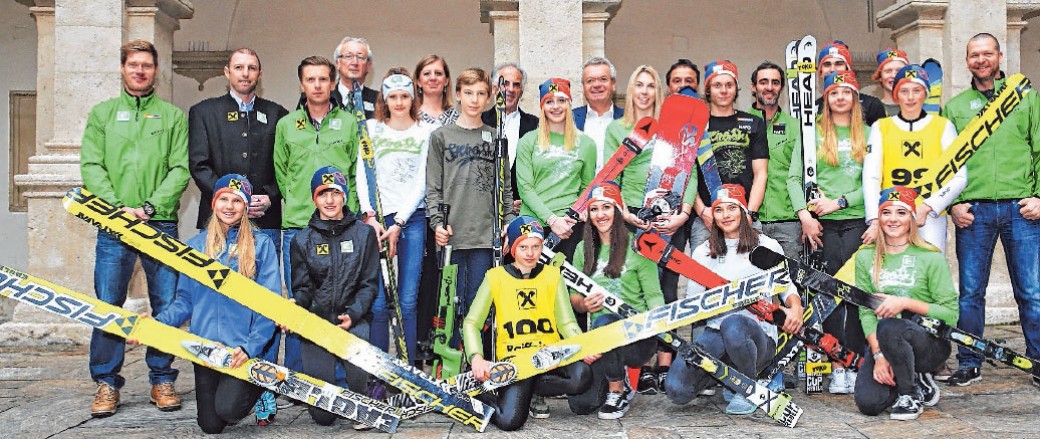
[
  {"left": 481, "top": 0, "right": 621, "bottom": 114},
  {"left": 1006, "top": 1, "right": 1040, "bottom": 75},
  {"left": 4, "top": 0, "right": 194, "bottom": 346},
  {"left": 125, "top": 0, "right": 193, "bottom": 101}
]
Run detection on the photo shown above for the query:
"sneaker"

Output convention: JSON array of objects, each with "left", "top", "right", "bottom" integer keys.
[
  {"left": 597, "top": 391, "right": 631, "bottom": 420},
  {"left": 529, "top": 396, "right": 550, "bottom": 419},
  {"left": 828, "top": 368, "right": 849, "bottom": 394},
  {"left": 698, "top": 385, "right": 716, "bottom": 397},
  {"left": 90, "top": 382, "right": 120, "bottom": 418},
  {"left": 254, "top": 390, "right": 277, "bottom": 426},
  {"left": 149, "top": 382, "right": 182, "bottom": 412},
  {"left": 367, "top": 381, "right": 389, "bottom": 400},
  {"left": 621, "top": 375, "right": 637, "bottom": 404},
  {"left": 846, "top": 370, "right": 858, "bottom": 394},
  {"left": 947, "top": 367, "right": 982, "bottom": 387},
  {"left": 916, "top": 373, "right": 940, "bottom": 407},
  {"left": 890, "top": 394, "right": 922, "bottom": 420},
  {"left": 933, "top": 363, "right": 955, "bottom": 382},
  {"left": 656, "top": 366, "right": 669, "bottom": 395},
  {"left": 724, "top": 394, "right": 757, "bottom": 415},
  {"left": 637, "top": 366, "right": 658, "bottom": 395}
]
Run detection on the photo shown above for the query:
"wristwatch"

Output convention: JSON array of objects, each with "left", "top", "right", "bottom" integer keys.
[
  {"left": 141, "top": 201, "right": 156, "bottom": 217},
  {"left": 748, "top": 210, "right": 759, "bottom": 222},
  {"left": 837, "top": 196, "right": 848, "bottom": 210},
  {"left": 394, "top": 217, "right": 406, "bottom": 228}
]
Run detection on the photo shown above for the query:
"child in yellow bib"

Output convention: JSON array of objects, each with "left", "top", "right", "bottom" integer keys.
[
  {"left": 864, "top": 64, "right": 965, "bottom": 251},
  {"left": 463, "top": 216, "right": 594, "bottom": 431}
]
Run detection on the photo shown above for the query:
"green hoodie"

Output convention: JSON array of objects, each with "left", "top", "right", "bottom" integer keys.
[
  {"left": 747, "top": 106, "right": 801, "bottom": 222},
  {"left": 80, "top": 90, "right": 189, "bottom": 220},
  {"left": 274, "top": 105, "right": 360, "bottom": 229},
  {"left": 941, "top": 77, "right": 1040, "bottom": 201}
]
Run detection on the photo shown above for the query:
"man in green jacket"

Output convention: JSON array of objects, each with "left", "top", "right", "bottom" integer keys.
[
  {"left": 941, "top": 33, "right": 1040, "bottom": 388},
  {"left": 273, "top": 55, "right": 360, "bottom": 374},
  {"left": 746, "top": 61, "right": 814, "bottom": 259},
  {"left": 79, "top": 39, "right": 189, "bottom": 417}
]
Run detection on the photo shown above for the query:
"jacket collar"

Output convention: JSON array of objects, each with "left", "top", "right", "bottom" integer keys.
[
  {"left": 307, "top": 207, "right": 356, "bottom": 236},
  {"left": 121, "top": 88, "right": 156, "bottom": 108}
]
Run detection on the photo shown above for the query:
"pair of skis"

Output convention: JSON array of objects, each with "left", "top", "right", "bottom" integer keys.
[
  {"left": 0, "top": 265, "right": 404, "bottom": 432},
  {"left": 748, "top": 247, "right": 1040, "bottom": 383},
  {"left": 542, "top": 246, "right": 803, "bottom": 427},
  {"left": 352, "top": 80, "right": 408, "bottom": 362}
]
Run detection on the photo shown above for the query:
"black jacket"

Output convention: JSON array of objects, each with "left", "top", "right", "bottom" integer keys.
[
  {"left": 482, "top": 107, "right": 539, "bottom": 199},
  {"left": 290, "top": 208, "right": 380, "bottom": 326},
  {"left": 188, "top": 94, "right": 288, "bottom": 229}
]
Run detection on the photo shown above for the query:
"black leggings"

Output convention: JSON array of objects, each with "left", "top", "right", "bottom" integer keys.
[
  {"left": 300, "top": 322, "right": 370, "bottom": 426},
  {"left": 819, "top": 218, "right": 868, "bottom": 359},
  {"left": 494, "top": 361, "right": 592, "bottom": 431},
  {"left": 854, "top": 318, "right": 951, "bottom": 416},
  {"left": 569, "top": 314, "right": 658, "bottom": 413},
  {"left": 193, "top": 364, "right": 263, "bottom": 434}
]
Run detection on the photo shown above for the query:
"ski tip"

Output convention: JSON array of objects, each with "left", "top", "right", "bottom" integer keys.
[
  {"left": 635, "top": 116, "right": 657, "bottom": 137},
  {"left": 749, "top": 246, "right": 784, "bottom": 269}
]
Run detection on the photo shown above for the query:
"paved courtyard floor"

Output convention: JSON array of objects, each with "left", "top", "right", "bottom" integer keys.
[{"left": 2, "top": 324, "right": 1038, "bottom": 438}]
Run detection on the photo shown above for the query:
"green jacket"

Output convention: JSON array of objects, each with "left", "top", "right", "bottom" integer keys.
[
  {"left": 854, "top": 245, "right": 959, "bottom": 338},
  {"left": 788, "top": 125, "right": 866, "bottom": 221},
  {"left": 570, "top": 234, "right": 664, "bottom": 320},
  {"left": 941, "top": 77, "right": 1040, "bottom": 201},
  {"left": 274, "top": 105, "right": 360, "bottom": 228},
  {"left": 80, "top": 90, "right": 189, "bottom": 220},
  {"left": 516, "top": 130, "right": 597, "bottom": 222},
  {"left": 747, "top": 106, "right": 801, "bottom": 222}
]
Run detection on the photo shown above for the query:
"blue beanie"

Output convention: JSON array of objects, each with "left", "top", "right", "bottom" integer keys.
[
  {"left": 311, "top": 166, "right": 348, "bottom": 200},
  {"left": 506, "top": 216, "right": 544, "bottom": 256},
  {"left": 212, "top": 174, "right": 252, "bottom": 209}
]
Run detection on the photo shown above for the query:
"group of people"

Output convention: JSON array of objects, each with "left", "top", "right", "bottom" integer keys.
[{"left": 77, "top": 30, "right": 1039, "bottom": 434}]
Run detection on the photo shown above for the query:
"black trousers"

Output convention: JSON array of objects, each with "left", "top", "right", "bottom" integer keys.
[
  {"left": 854, "top": 318, "right": 951, "bottom": 416},
  {"left": 300, "top": 322, "right": 370, "bottom": 426},
  {"left": 819, "top": 218, "right": 868, "bottom": 358},
  {"left": 495, "top": 361, "right": 592, "bottom": 431},
  {"left": 193, "top": 364, "right": 263, "bottom": 434}
]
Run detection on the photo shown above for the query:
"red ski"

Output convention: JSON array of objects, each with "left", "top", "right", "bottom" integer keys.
[{"left": 545, "top": 117, "right": 656, "bottom": 249}]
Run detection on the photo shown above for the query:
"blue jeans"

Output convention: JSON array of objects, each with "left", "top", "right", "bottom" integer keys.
[
  {"left": 448, "top": 248, "right": 494, "bottom": 347},
  {"left": 89, "top": 221, "right": 179, "bottom": 388},
  {"left": 955, "top": 200, "right": 1040, "bottom": 368},
  {"left": 281, "top": 228, "right": 302, "bottom": 372},
  {"left": 371, "top": 209, "right": 426, "bottom": 360},
  {"left": 665, "top": 314, "right": 775, "bottom": 405}
]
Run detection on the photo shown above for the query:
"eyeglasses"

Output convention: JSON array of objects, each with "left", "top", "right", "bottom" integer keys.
[{"left": 338, "top": 53, "right": 369, "bottom": 62}]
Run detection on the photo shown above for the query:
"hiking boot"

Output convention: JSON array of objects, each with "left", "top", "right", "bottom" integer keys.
[
  {"left": 254, "top": 390, "right": 277, "bottom": 426},
  {"left": 933, "top": 363, "right": 955, "bottom": 382},
  {"left": 890, "top": 394, "right": 922, "bottom": 420},
  {"left": 916, "top": 372, "right": 940, "bottom": 407},
  {"left": 637, "top": 366, "right": 658, "bottom": 395},
  {"left": 597, "top": 390, "right": 631, "bottom": 420},
  {"left": 947, "top": 367, "right": 982, "bottom": 387},
  {"left": 149, "top": 382, "right": 182, "bottom": 412},
  {"left": 529, "top": 396, "right": 550, "bottom": 419},
  {"left": 91, "top": 382, "right": 120, "bottom": 418}
]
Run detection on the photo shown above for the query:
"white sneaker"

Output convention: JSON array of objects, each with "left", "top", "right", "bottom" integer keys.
[
  {"left": 845, "top": 370, "right": 858, "bottom": 394},
  {"left": 829, "top": 368, "right": 848, "bottom": 394}
]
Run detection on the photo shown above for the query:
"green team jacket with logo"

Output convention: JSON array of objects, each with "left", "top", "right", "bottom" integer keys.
[
  {"left": 941, "top": 77, "right": 1040, "bottom": 201},
  {"left": 274, "top": 106, "right": 360, "bottom": 229},
  {"left": 80, "top": 90, "right": 190, "bottom": 221},
  {"left": 747, "top": 106, "right": 801, "bottom": 222}
]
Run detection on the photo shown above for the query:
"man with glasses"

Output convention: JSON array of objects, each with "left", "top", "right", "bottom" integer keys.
[
  {"left": 332, "top": 36, "right": 378, "bottom": 118},
  {"left": 574, "top": 56, "right": 624, "bottom": 171}
]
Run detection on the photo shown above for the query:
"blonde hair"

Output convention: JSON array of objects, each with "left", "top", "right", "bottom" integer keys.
[
  {"left": 204, "top": 214, "right": 258, "bottom": 280},
  {"left": 870, "top": 212, "right": 940, "bottom": 289},
  {"left": 621, "top": 65, "right": 663, "bottom": 127},
  {"left": 536, "top": 104, "right": 579, "bottom": 151},
  {"left": 819, "top": 93, "right": 867, "bottom": 166}
]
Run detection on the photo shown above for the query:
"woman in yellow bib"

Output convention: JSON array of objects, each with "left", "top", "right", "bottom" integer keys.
[
  {"left": 863, "top": 64, "right": 965, "bottom": 252},
  {"left": 463, "top": 216, "right": 594, "bottom": 431}
]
